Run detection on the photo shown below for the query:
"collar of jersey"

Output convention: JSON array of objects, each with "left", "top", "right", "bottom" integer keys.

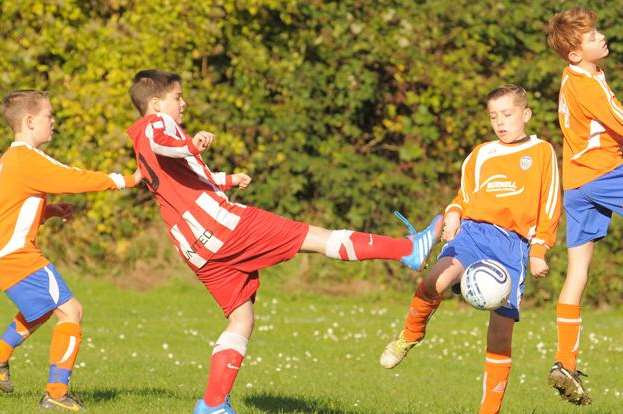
[
  {"left": 10, "top": 141, "right": 32, "bottom": 149},
  {"left": 568, "top": 64, "right": 604, "bottom": 80}
]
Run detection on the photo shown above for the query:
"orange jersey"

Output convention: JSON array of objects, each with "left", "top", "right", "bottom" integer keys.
[
  {"left": 0, "top": 142, "right": 136, "bottom": 290},
  {"left": 445, "top": 135, "right": 561, "bottom": 258},
  {"left": 558, "top": 65, "right": 623, "bottom": 189}
]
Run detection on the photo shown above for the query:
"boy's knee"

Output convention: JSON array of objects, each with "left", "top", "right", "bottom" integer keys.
[
  {"left": 229, "top": 313, "right": 254, "bottom": 332},
  {"left": 227, "top": 302, "right": 254, "bottom": 337},
  {"left": 419, "top": 279, "right": 440, "bottom": 300},
  {"left": 55, "top": 299, "right": 83, "bottom": 323},
  {"left": 70, "top": 300, "right": 83, "bottom": 321}
]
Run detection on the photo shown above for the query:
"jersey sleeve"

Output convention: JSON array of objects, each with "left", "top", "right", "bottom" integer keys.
[
  {"left": 579, "top": 79, "right": 623, "bottom": 139},
  {"left": 21, "top": 149, "right": 136, "bottom": 194},
  {"left": 210, "top": 172, "right": 235, "bottom": 191},
  {"left": 445, "top": 150, "right": 475, "bottom": 217},
  {"left": 145, "top": 114, "right": 201, "bottom": 158},
  {"left": 530, "top": 144, "right": 561, "bottom": 258}
]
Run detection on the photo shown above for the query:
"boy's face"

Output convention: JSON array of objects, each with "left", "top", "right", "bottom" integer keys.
[
  {"left": 153, "top": 82, "right": 186, "bottom": 124},
  {"left": 24, "top": 99, "right": 55, "bottom": 145},
  {"left": 487, "top": 95, "right": 531, "bottom": 144},
  {"left": 570, "top": 28, "right": 609, "bottom": 64}
]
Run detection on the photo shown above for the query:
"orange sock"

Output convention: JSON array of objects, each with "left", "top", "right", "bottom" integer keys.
[
  {"left": 0, "top": 342, "right": 12, "bottom": 364},
  {"left": 403, "top": 282, "right": 441, "bottom": 342},
  {"left": 480, "top": 351, "right": 512, "bottom": 414},
  {"left": 47, "top": 322, "right": 82, "bottom": 399},
  {"left": 555, "top": 303, "right": 581, "bottom": 371}
]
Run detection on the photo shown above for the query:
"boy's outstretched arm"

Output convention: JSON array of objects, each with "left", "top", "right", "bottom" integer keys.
[
  {"left": 210, "top": 172, "right": 251, "bottom": 191},
  {"left": 146, "top": 118, "right": 202, "bottom": 158},
  {"left": 21, "top": 147, "right": 137, "bottom": 194}
]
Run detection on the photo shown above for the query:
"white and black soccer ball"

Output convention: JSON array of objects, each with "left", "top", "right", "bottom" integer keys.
[{"left": 460, "top": 259, "right": 512, "bottom": 310}]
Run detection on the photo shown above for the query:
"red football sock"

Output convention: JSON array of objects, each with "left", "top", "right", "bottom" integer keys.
[
  {"left": 325, "top": 230, "right": 411, "bottom": 261},
  {"left": 203, "top": 331, "right": 247, "bottom": 407}
]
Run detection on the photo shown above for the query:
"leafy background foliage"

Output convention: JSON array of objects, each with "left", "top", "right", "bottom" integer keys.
[{"left": 1, "top": 0, "right": 621, "bottom": 304}]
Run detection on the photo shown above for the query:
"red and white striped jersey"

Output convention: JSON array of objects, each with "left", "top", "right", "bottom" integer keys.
[
  {"left": 127, "top": 113, "right": 245, "bottom": 271},
  {"left": 558, "top": 65, "right": 623, "bottom": 189}
]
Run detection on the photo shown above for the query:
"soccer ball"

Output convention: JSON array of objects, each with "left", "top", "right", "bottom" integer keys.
[{"left": 460, "top": 259, "right": 512, "bottom": 310}]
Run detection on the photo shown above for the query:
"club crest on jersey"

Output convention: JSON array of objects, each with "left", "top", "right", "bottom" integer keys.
[{"left": 519, "top": 156, "right": 532, "bottom": 171}]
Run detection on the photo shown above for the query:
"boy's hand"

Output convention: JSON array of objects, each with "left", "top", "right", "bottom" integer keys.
[
  {"left": 193, "top": 131, "right": 215, "bottom": 152},
  {"left": 45, "top": 203, "right": 74, "bottom": 222},
  {"left": 442, "top": 211, "right": 461, "bottom": 241},
  {"left": 529, "top": 257, "right": 549, "bottom": 278},
  {"left": 231, "top": 173, "right": 252, "bottom": 189},
  {"left": 132, "top": 167, "right": 143, "bottom": 184}
]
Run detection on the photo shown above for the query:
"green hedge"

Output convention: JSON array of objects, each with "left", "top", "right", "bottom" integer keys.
[{"left": 1, "top": 0, "right": 622, "bottom": 304}]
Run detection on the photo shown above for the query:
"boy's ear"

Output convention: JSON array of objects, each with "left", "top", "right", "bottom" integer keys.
[
  {"left": 24, "top": 114, "right": 34, "bottom": 131},
  {"left": 523, "top": 107, "right": 532, "bottom": 122},
  {"left": 149, "top": 96, "right": 161, "bottom": 113},
  {"left": 568, "top": 49, "right": 582, "bottom": 64}
]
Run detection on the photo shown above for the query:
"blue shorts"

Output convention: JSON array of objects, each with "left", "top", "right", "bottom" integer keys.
[
  {"left": 5, "top": 264, "right": 73, "bottom": 322},
  {"left": 564, "top": 164, "right": 623, "bottom": 248},
  {"left": 439, "top": 220, "right": 529, "bottom": 321}
]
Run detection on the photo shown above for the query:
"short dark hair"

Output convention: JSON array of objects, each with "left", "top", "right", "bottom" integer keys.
[
  {"left": 486, "top": 84, "right": 528, "bottom": 108},
  {"left": 129, "top": 69, "right": 182, "bottom": 115},
  {"left": 1, "top": 90, "right": 49, "bottom": 132}
]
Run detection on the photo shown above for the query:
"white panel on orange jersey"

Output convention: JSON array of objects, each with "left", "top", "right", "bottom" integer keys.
[{"left": 0, "top": 196, "right": 43, "bottom": 258}]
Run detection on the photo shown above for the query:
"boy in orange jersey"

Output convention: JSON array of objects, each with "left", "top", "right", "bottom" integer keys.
[
  {"left": 0, "top": 90, "right": 140, "bottom": 411},
  {"left": 546, "top": 7, "right": 623, "bottom": 405},
  {"left": 380, "top": 85, "right": 561, "bottom": 414}
]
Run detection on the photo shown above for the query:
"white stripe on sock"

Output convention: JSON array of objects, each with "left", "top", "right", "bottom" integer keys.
[{"left": 58, "top": 336, "right": 77, "bottom": 364}]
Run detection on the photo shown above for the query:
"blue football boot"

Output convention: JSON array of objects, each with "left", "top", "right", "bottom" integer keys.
[
  {"left": 395, "top": 211, "right": 443, "bottom": 271},
  {"left": 193, "top": 397, "right": 236, "bottom": 414}
]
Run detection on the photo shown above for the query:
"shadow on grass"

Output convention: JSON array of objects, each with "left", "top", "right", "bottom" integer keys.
[
  {"left": 244, "top": 392, "right": 413, "bottom": 414},
  {"left": 76, "top": 386, "right": 180, "bottom": 402}
]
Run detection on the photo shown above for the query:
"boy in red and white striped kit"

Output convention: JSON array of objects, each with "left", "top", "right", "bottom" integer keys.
[{"left": 126, "top": 69, "right": 442, "bottom": 414}]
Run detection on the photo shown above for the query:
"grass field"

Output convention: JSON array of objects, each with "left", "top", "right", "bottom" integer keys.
[{"left": 0, "top": 260, "right": 621, "bottom": 413}]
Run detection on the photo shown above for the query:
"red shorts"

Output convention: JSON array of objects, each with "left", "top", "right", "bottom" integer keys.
[{"left": 196, "top": 207, "right": 309, "bottom": 316}]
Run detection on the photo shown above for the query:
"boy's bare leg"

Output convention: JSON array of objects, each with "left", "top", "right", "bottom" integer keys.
[
  {"left": 423, "top": 257, "right": 465, "bottom": 298},
  {"left": 202, "top": 301, "right": 253, "bottom": 409},
  {"left": 480, "top": 312, "right": 514, "bottom": 414},
  {"left": 549, "top": 242, "right": 593, "bottom": 405},
  {"left": 559, "top": 243, "right": 593, "bottom": 305},
  {"left": 53, "top": 298, "right": 83, "bottom": 324},
  {"left": 226, "top": 300, "right": 254, "bottom": 339},
  {"left": 380, "top": 257, "right": 463, "bottom": 368},
  {"left": 300, "top": 225, "right": 332, "bottom": 253}
]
